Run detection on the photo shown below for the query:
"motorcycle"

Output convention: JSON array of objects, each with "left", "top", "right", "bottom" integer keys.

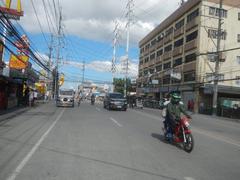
[
  {"left": 91, "top": 99, "right": 95, "bottom": 105},
  {"left": 163, "top": 116, "right": 194, "bottom": 153}
]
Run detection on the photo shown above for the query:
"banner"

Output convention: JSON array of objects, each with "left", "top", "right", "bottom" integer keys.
[{"left": 9, "top": 54, "right": 29, "bottom": 69}]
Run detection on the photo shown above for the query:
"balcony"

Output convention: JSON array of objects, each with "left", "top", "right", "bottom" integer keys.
[
  {"left": 149, "top": 45, "right": 156, "bottom": 52},
  {"left": 186, "top": 17, "right": 199, "bottom": 31},
  {"left": 183, "top": 62, "right": 196, "bottom": 72},
  {"left": 164, "top": 34, "right": 173, "bottom": 44},
  {"left": 156, "top": 39, "right": 164, "bottom": 48},
  {"left": 184, "top": 39, "right": 197, "bottom": 52},
  {"left": 149, "top": 59, "right": 155, "bottom": 66},
  {"left": 163, "top": 51, "right": 172, "bottom": 60},
  {"left": 143, "top": 49, "right": 149, "bottom": 56},
  {"left": 173, "top": 46, "right": 183, "bottom": 57},
  {"left": 143, "top": 62, "right": 149, "bottom": 68},
  {"left": 174, "top": 26, "right": 184, "bottom": 38},
  {"left": 155, "top": 56, "right": 162, "bottom": 63}
]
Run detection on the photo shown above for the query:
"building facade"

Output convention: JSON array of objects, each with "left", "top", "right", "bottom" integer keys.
[{"left": 137, "top": 0, "right": 240, "bottom": 115}]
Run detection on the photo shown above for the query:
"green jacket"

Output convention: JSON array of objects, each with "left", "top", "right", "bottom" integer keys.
[{"left": 167, "top": 102, "right": 189, "bottom": 121}]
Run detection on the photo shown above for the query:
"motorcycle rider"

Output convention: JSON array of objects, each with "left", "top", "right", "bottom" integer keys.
[
  {"left": 165, "top": 92, "right": 191, "bottom": 140},
  {"left": 91, "top": 94, "right": 95, "bottom": 105}
]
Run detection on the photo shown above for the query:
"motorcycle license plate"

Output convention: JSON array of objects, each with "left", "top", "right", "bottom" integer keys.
[{"left": 117, "top": 106, "right": 122, "bottom": 108}]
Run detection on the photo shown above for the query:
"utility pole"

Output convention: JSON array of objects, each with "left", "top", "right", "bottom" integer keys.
[
  {"left": 212, "top": 0, "right": 223, "bottom": 115},
  {"left": 47, "top": 34, "right": 53, "bottom": 95},
  {"left": 82, "top": 60, "right": 85, "bottom": 84},
  {"left": 124, "top": 0, "right": 134, "bottom": 97},
  {"left": 55, "top": 8, "right": 62, "bottom": 99},
  {"left": 112, "top": 21, "right": 119, "bottom": 92}
]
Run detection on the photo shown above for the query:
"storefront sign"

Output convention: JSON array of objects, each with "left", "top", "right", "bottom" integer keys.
[{"left": 9, "top": 54, "right": 29, "bottom": 69}]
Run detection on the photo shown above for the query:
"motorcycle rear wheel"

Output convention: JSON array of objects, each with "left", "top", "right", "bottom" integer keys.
[{"left": 183, "top": 133, "right": 194, "bottom": 153}]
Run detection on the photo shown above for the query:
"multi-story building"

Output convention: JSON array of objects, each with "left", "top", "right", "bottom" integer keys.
[{"left": 137, "top": 0, "right": 240, "bottom": 114}]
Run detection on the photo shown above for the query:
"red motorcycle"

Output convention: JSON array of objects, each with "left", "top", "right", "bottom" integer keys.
[{"left": 163, "top": 116, "right": 194, "bottom": 153}]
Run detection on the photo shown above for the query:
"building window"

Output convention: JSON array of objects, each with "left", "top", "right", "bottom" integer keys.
[
  {"left": 157, "top": 33, "right": 164, "bottom": 42},
  {"left": 149, "top": 68, "right": 154, "bottom": 74},
  {"left": 150, "top": 53, "right": 155, "bottom": 60},
  {"left": 164, "top": 44, "right": 172, "bottom": 52},
  {"left": 208, "top": 29, "right": 227, "bottom": 40},
  {"left": 175, "top": 19, "right": 184, "bottom": 30},
  {"left": 163, "top": 75, "right": 170, "bottom": 85},
  {"left": 144, "top": 70, "right": 148, "bottom": 76},
  {"left": 174, "top": 38, "right": 184, "bottom": 48},
  {"left": 184, "top": 71, "right": 196, "bottom": 82},
  {"left": 237, "top": 56, "right": 240, "bottom": 64},
  {"left": 156, "top": 49, "right": 163, "bottom": 57},
  {"left": 163, "top": 62, "right": 171, "bottom": 70},
  {"left": 173, "top": 57, "right": 183, "bottom": 67},
  {"left": 186, "top": 30, "right": 198, "bottom": 42},
  {"left": 139, "top": 72, "right": 143, "bottom": 77},
  {"left": 209, "top": 7, "right": 227, "bottom": 18},
  {"left": 145, "top": 44, "right": 150, "bottom": 50},
  {"left": 185, "top": 53, "right": 196, "bottom": 63},
  {"left": 165, "top": 27, "right": 173, "bottom": 36},
  {"left": 187, "top": 8, "right": 199, "bottom": 23},
  {"left": 151, "top": 39, "right": 157, "bottom": 46},
  {"left": 144, "top": 57, "right": 149, "bottom": 63},
  {"left": 140, "top": 60, "right": 143, "bottom": 65},
  {"left": 238, "top": 34, "right": 240, "bottom": 43},
  {"left": 156, "top": 64, "right": 162, "bottom": 72}
]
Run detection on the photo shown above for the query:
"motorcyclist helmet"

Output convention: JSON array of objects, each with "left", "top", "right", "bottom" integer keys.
[{"left": 171, "top": 92, "right": 181, "bottom": 104}]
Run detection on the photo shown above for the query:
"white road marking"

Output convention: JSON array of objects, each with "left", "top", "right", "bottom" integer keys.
[
  {"left": 6, "top": 109, "right": 65, "bottom": 180},
  {"left": 96, "top": 107, "right": 101, "bottom": 112},
  {"left": 184, "top": 177, "right": 196, "bottom": 180},
  {"left": 132, "top": 109, "right": 240, "bottom": 148},
  {"left": 110, "top": 117, "right": 122, "bottom": 127}
]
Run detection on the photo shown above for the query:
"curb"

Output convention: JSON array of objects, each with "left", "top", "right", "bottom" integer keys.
[{"left": 0, "top": 107, "right": 29, "bottom": 122}]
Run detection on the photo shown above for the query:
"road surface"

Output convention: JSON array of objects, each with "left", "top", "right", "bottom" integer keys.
[{"left": 0, "top": 101, "right": 239, "bottom": 180}]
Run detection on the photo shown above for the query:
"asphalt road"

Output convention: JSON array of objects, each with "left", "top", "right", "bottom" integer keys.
[{"left": 0, "top": 101, "right": 239, "bottom": 180}]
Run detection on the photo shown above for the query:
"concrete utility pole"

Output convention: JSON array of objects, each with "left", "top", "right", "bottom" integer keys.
[
  {"left": 55, "top": 8, "right": 62, "bottom": 99},
  {"left": 212, "top": 0, "right": 223, "bottom": 115},
  {"left": 112, "top": 21, "right": 119, "bottom": 92},
  {"left": 82, "top": 60, "right": 85, "bottom": 84},
  {"left": 124, "top": 0, "right": 134, "bottom": 97},
  {"left": 47, "top": 34, "right": 53, "bottom": 93}
]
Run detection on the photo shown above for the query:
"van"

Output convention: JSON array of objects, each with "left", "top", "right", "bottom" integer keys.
[{"left": 57, "top": 89, "right": 75, "bottom": 107}]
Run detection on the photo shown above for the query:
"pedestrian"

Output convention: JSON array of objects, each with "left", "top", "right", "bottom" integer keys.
[
  {"left": 24, "top": 87, "right": 30, "bottom": 106},
  {"left": 29, "top": 89, "right": 34, "bottom": 107}
]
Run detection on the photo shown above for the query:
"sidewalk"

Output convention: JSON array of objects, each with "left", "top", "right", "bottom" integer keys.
[
  {"left": 0, "top": 106, "right": 29, "bottom": 122},
  {"left": 0, "top": 100, "right": 48, "bottom": 122}
]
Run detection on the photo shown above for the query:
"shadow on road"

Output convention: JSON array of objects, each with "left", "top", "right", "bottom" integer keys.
[{"left": 151, "top": 133, "right": 184, "bottom": 151}]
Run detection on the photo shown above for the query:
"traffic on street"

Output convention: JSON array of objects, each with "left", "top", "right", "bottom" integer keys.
[{"left": 0, "top": 101, "right": 239, "bottom": 180}]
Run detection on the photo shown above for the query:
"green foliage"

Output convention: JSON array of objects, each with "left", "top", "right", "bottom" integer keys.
[{"left": 113, "top": 78, "right": 132, "bottom": 94}]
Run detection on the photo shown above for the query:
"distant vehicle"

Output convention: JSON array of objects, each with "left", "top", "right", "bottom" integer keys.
[
  {"left": 57, "top": 89, "right": 75, "bottom": 107},
  {"left": 103, "top": 92, "right": 127, "bottom": 111}
]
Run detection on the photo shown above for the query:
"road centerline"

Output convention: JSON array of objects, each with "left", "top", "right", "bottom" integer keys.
[
  {"left": 110, "top": 117, "right": 122, "bottom": 127},
  {"left": 6, "top": 109, "right": 65, "bottom": 180}
]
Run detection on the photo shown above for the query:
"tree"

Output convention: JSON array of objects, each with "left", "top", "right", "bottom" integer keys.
[{"left": 113, "top": 78, "right": 133, "bottom": 94}]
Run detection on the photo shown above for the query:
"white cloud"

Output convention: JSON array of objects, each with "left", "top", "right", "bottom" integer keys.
[
  {"left": 62, "top": 58, "right": 138, "bottom": 78},
  {"left": 19, "top": 0, "right": 180, "bottom": 46}
]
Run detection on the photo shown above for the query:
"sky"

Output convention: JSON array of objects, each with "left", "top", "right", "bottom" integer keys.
[{"left": 2, "top": 0, "right": 181, "bottom": 89}]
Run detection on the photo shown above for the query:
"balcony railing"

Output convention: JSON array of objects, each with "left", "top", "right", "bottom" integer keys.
[
  {"left": 156, "top": 39, "right": 164, "bottom": 48},
  {"left": 163, "top": 51, "right": 172, "bottom": 60},
  {"left": 184, "top": 39, "right": 197, "bottom": 52},
  {"left": 149, "top": 45, "right": 156, "bottom": 52},
  {"left": 164, "top": 34, "right": 173, "bottom": 44},
  {"left": 174, "top": 26, "right": 184, "bottom": 38},
  {"left": 183, "top": 62, "right": 196, "bottom": 72},
  {"left": 149, "top": 59, "right": 155, "bottom": 66},
  {"left": 143, "top": 49, "right": 149, "bottom": 56},
  {"left": 155, "top": 56, "right": 162, "bottom": 63},
  {"left": 173, "top": 46, "right": 183, "bottom": 57},
  {"left": 186, "top": 17, "right": 199, "bottom": 31}
]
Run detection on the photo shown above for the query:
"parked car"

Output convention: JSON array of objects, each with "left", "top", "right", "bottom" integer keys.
[
  {"left": 57, "top": 89, "right": 75, "bottom": 107},
  {"left": 103, "top": 92, "right": 127, "bottom": 111}
]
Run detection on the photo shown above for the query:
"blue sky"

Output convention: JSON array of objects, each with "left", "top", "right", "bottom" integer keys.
[{"left": 2, "top": 0, "right": 179, "bottom": 89}]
